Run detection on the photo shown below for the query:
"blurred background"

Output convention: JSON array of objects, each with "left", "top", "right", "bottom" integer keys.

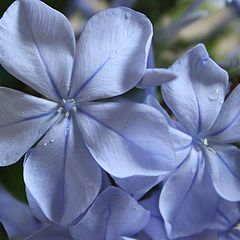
[{"left": 0, "top": 0, "right": 239, "bottom": 236}]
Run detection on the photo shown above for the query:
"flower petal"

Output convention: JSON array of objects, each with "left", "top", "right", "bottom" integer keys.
[
  {"left": 161, "top": 44, "right": 228, "bottom": 135},
  {"left": 0, "top": 87, "right": 58, "bottom": 166},
  {"left": 25, "top": 226, "right": 71, "bottom": 240},
  {"left": 210, "top": 198, "right": 240, "bottom": 233},
  {"left": 69, "top": 7, "right": 152, "bottom": 101},
  {"left": 70, "top": 187, "right": 150, "bottom": 240},
  {"left": 137, "top": 68, "right": 176, "bottom": 88},
  {"left": 113, "top": 175, "right": 164, "bottom": 200},
  {"left": 0, "top": 0, "right": 75, "bottom": 101},
  {"left": 207, "top": 145, "right": 240, "bottom": 201},
  {"left": 160, "top": 148, "right": 218, "bottom": 238},
  {"left": 208, "top": 84, "right": 240, "bottom": 143},
  {"left": 75, "top": 102, "right": 175, "bottom": 179},
  {"left": 24, "top": 118, "right": 102, "bottom": 225},
  {"left": 0, "top": 185, "right": 41, "bottom": 239}
]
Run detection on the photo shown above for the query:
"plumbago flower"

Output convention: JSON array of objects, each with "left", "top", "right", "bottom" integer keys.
[
  {"left": 0, "top": 0, "right": 175, "bottom": 225},
  {"left": 23, "top": 187, "right": 150, "bottom": 240},
  {"left": 145, "top": 44, "right": 240, "bottom": 238}
]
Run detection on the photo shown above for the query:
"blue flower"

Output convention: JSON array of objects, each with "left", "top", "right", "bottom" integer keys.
[
  {"left": 145, "top": 44, "right": 240, "bottom": 238},
  {"left": 0, "top": 0, "right": 174, "bottom": 225}
]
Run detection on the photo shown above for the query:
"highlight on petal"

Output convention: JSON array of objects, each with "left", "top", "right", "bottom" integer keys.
[
  {"left": 207, "top": 145, "right": 240, "bottom": 201},
  {"left": 0, "top": 0, "right": 75, "bottom": 100},
  {"left": 24, "top": 118, "right": 102, "bottom": 225},
  {"left": 137, "top": 68, "right": 176, "bottom": 88},
  {"left": 160, "top": 148, "right": 218, "bottom": 238},
  {"left": 70, "top": 187, "right": 150, "bottom": 240},
  {"left": 161, "top": 44, "right": 228, "bottom": 135},
  {"left": 75, "top": 102, "right": 176, "bottom": 180},
  {"left": 69, "top": 7, "right": 153, "bottom": 101},
  {"left": 208, "top": 84, "right": 240, "bottom": 144},
  {"left": 0, "top": 87, "right": 58, "bottom": 166}
]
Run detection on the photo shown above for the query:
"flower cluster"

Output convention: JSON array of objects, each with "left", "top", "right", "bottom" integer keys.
[{"left": 0, "top": 0, "right": 239, "bottom": 240}]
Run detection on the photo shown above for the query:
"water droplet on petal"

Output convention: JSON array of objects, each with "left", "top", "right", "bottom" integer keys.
[
  {"left": 110, "top": 50, "right": 117, "bottom": 59},
  {"left": 125, "top": 12, "right": 131, "bottom": 19},
  {"left": 43, "top": 142, "right": 48, "bottom": 146},
  {"left": 208, "top": 88, "right": 220, "bottom": 101},
  {"left": 124, "top": 31, "right": 128, "bottom": 36},
  {"left": 220, "top": 100, "right": 224, "bottom": 104},
  {"left": 50, "top": 139, "right": 54, "bottom": 143}
]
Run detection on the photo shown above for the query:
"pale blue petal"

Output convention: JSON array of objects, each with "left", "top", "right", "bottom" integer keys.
[
  {"left": 160, "top": 148, "right": 218, "bottom": 238},
  {"left": 75, "top": 102, "right": 175, "bottom": 179},
  {"left": 140, "top": 191, "right": 218, "bottom": 240},
  {"left": 145, "top": 95, "right": 176, "bottom": 127},
  {"left": 210, "top": 198, "right": 240, "bottom": 233},
  {"left": 25, "top": 225, "right": 71, "bottom": 240},
  {"left": 169, "top": 126, "right": 192, "bottom": 166},
  {"left": 140, "top": 191, "right": 168, "bottom": 240},
  {"left": 162, "top": 44, "right": 228, "bottom": 135},
  {"left": 0, "top": 0, "right": 75, "bottom": 100},
  {"left": 0, "top": 87, "right": 58, "bottom": 166},
  {"left": 208, "top": 84, "right": 240, "bottom": 143},
  {"left": 69, "top": 7, "right": 152, "bottom": 101},
  {"left": 0, "top": 185, "right": 41, "bottom": 239},
  {"left": 113, "top": 175, "right": 164, "bottom": 200},
  {"left": 207, "top": 145, "right": 240, "bottom": 201},
  {"left": 24, "top": 118, "right": 102, "bottom": 225},
  {"left": 70, "top": 187, "right": 150, "bottom": 240},
  {"left": 137, "top": 68, "right": 176, "bottom": 88}
]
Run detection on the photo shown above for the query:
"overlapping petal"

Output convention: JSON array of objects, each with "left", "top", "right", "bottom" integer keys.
[
  {"left": 207, "top": 145, "right": 240, "bottom": 201},
  {"left": 75, "top": 102, "right": 175, "bottom": 179},
  {"left": 208, "top": 85, "right": 240, "bottom": 143},
  {"left": 0, "top": 185, "right": 41, "bottom": 239},
  {"left": 160, "top": 148, "right": 218, "bottom": 238},
  {"left": 0, "top": 0, "right": 75, "bottom": 101},
  {"left": 161, "top": 44, "right": 228, "bottom": 135},
  {"left": 24, "top": 118, "right": 102, "bottom": 225},
  {"left": 0, "top": 87, "right": 58, "bottom": 166},
  {"left": 70, "top": 187, "right": 150, "bottom": 240},
  {"left": 69, "top": 7, "right": 152, "bottom": 101},
  {"left": 25, "top": 226, "right": 71, "bottom": 240},
  {"left": 137, "top": 68, "right": 176, "bottom": 88}
]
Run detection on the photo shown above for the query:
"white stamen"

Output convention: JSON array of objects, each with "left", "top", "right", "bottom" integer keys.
[
  {"left": 57, "top": 107, "right": 63, "bottom": 113},
  {"left": 234, "top": 223, "right": 240, "bottom": 231},
  {"left": 65, "top": 112, "right": 70, "bottom": 118}
]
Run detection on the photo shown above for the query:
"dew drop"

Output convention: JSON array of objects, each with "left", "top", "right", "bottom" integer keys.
[
  {"left": 208, "top": 88, "right": 220, "bottom": 101},
  {"left": 220, "top": 100, "right": 224, "bottom": 104},
  {"left": 124, "top": 31, "right": 128, "bottom": 36},
  {"left": 110, "top": 50, "right": 117, "bottom": 59},
  {"left": 43, "top": 142, "right": 48, "bottom": 146},
  {"left": 50, "top": 139, "right": 54, "bottom": 143},
  {"left": 124, "top": 12, "right": 131, "bottom": 19}
]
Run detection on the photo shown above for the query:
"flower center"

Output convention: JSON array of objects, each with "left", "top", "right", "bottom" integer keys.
[
  {"left": 193, "top": 137, "right": 216, "bottom": 153},
  {"left": 57, "top": 99, "right": 77, "bottom": 118}
]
